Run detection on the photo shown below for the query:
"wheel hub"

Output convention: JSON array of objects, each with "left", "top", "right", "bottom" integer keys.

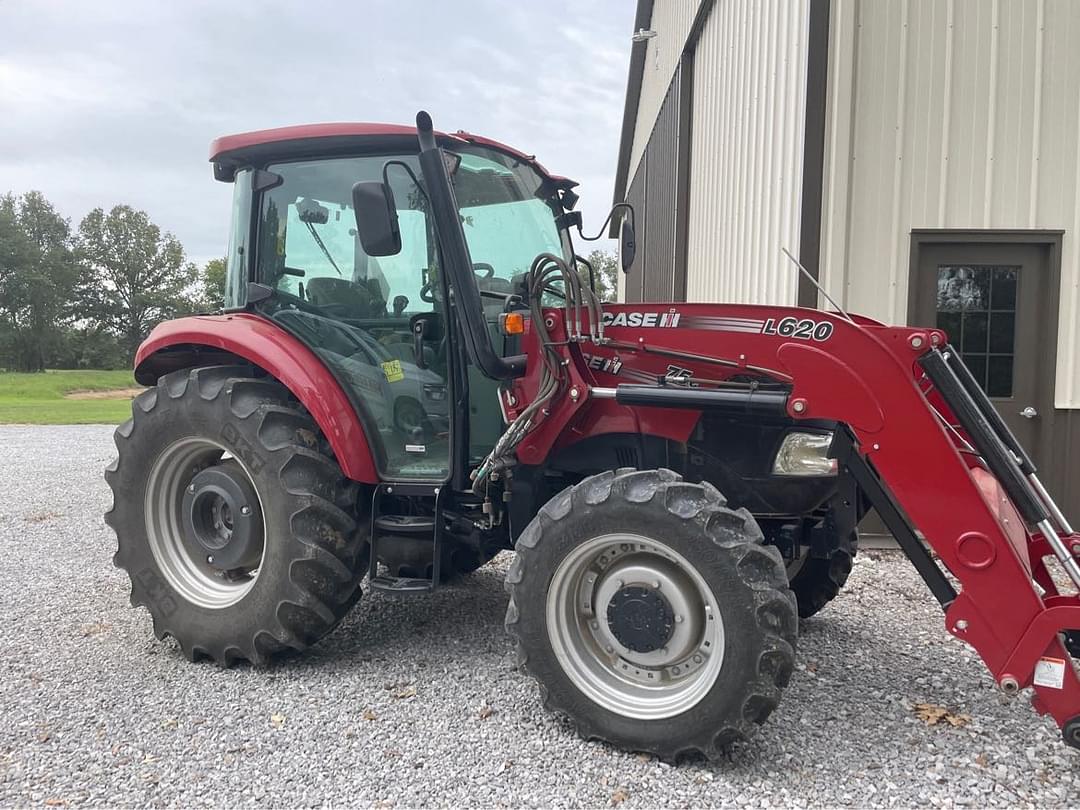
[
  {"left": 182, "top": 462, "right": 263, "bottom": 570},
  {"left": 546, "top": 534, "right": 725, "bottom": 720},
  {"left": 606, "top": 586, "right": 674, "bottom": 653}
]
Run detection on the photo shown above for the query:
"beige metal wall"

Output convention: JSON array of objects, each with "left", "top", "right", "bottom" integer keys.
[
  {"left": 820, "top": 0, "right": 1080, "bottom": 407},
  {"left": 684, "top": 0, "right": 810, "bottom": 305},
  {"left": 628, "top": 0, "right": 704, "bottom": 180}
]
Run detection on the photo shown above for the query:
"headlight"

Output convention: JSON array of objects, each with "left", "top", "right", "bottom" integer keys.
[{"left": 772, "top": 432, "right": 837, "bottom": 476}]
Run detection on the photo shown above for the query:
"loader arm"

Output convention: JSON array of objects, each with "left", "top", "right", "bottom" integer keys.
[{"left": 500, "top": 302, "right": 1080, "bottom": 744}]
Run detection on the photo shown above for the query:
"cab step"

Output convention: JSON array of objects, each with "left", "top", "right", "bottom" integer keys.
[
  {"left": 367, "top": 483, "right": 447, "bottom": 596},
  {"left": 369, "top": 575, "right": 435, "bottom": 593},
  {"left": 373, "top": 514, "right": 436, "bottom": 535}
]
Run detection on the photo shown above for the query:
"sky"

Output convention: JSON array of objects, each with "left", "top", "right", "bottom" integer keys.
[{"left": 0, "top": 0, "right": 632, "bottom": 265}]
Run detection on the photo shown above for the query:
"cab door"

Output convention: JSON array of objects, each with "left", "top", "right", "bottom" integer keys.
[{"left": 255, "top": 155, "right": 454, "bottom": 481}]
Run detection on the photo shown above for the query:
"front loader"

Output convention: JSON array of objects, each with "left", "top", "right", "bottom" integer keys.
[{"left": 106, "top": 111, "right": 1080, "bottom": 760}]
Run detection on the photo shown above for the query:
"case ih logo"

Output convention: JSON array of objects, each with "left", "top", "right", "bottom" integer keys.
[{"left": 601, "top": 310, "right": 682, "bottom": 328}]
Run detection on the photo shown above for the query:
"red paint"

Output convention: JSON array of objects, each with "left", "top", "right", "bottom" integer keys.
[
  {"left": 135, "top": 314, "right": 379, "bottom": 484},
  {"left": 508, "top": 301, "right": 1080, "bottom": 733},
  {"left": 210, "top": 123, "right": 571, "bottom": 184}
]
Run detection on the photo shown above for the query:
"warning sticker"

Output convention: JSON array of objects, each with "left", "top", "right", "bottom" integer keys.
[
  {"left": 381, "top": 360, "right": 404, "bottom": 383},
  {"left": 1033, "top": 656, "right": 1066, "bottom": 689}
]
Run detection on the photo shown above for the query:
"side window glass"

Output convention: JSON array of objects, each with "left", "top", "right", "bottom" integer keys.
[{"left": 223, "top": 169, "right": 252, "bottom": 309}]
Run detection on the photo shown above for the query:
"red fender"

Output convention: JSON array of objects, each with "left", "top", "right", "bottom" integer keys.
[{"left": 134, "top": 313, "right": 379, "bottom": 484}]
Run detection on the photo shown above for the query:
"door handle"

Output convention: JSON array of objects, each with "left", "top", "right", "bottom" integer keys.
[
  {"left": 413, "top": 320, "right": 428, "bottom": 370},
  {"left": 1020, "top": 406, "right": 1038, "bottom": 419}
]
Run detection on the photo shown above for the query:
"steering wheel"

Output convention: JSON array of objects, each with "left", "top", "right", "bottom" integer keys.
[
  {"left": 306, "top": 277, "right": 383, "bottom": 319},
  {"left": 473, "top": 262, "right": 495, "bottom": 279}
]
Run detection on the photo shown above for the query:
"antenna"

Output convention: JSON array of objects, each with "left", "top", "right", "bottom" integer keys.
[{"left": 781, "top": 247, "right": 856, "bottom": 325}]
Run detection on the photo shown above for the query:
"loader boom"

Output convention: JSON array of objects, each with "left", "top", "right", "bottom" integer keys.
[{"left": 500, "top": 301, "right": 1080, "bottom": 744}]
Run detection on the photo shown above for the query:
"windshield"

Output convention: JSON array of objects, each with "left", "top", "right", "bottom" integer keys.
[{"left": 452, "top": 148, "right": 568, "bottom": 290}]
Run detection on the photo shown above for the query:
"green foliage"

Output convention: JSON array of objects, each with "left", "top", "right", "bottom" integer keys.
[
  {"left": 77, "top": 205, "right": 199, "bottom": 361},
  {"left": 199, "top": 257, "right": 227, "bottom": 311},
  {"left": 0, "top": 191, "right": 211, "bottom": 371},
  {"left": 578, "top": 249, "right": 618, "bottom": 302},
  {"left": 0, "top": 192, "right": 80, "bottom": 371},
  {"left": 0, "top": 369, "right": 137, "bottom": 424}
]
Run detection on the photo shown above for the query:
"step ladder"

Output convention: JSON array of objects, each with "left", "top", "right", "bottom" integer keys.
[{"left": 367, "top": 483, "right": 445, "bottom": 593}]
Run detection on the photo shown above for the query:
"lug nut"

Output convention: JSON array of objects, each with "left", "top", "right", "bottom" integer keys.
[
  {"left": 651, "top": 580, "right": 661, "bottom": 589},
  {"left": 206, "top": 555, "right": 214, "bottom": 565},
  {"left": 674, "top": 615, "right": 684, "bottom": 624},
  {"left": 188, "top": 484, "right": 196, "bottom": 494},
  {"left": 240, "top": 505, "right": 251, "bottom": 516}
]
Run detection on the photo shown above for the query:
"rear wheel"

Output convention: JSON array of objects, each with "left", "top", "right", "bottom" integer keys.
[
  {"left": 785, "top": 531, "right": 857, "bottom": 619},
  {"left": 105, "top": 365, "right": 368, "bottom": 665},
  {"left": 506, "top": 468, "right": 797, "bottom": 761}
]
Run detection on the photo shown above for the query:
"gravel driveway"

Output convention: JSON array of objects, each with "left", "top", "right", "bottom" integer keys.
[{"left": 1, "top": 424, "right": 1077, "bottom": 808}]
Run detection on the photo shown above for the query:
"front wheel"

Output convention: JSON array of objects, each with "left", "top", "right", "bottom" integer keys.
[
  {"left": 505, "top": 468, "right": 798, "bottom": 761},
  {"left": 786, "top": 531, "right": 857, "bottom": 619},
  {"left": 105, "top": 365, "right": 368, "bottom": 665}
]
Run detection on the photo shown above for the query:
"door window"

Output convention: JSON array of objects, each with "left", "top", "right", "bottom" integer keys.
[
  {"left": 935, "top": 265, "right": 1018, "bottom": 397},
  {"left": 253, "top": 155, "right": 450, "bottom": 481}
]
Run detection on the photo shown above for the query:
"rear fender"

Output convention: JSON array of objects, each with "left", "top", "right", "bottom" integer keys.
[{"left": 134, "top": 314, "right": 379, "bottom": 484}]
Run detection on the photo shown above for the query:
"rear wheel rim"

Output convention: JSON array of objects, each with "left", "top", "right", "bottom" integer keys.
[
  {"left": 546, "top": 533, "right": 725, "bottom": 720},
  {"left": 144, "top": 437, "right": 265, "bottom": 609}
]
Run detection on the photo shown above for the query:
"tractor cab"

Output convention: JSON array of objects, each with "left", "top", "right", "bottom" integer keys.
[{"left": 212, "top": 121, "right": 576, "bottom": 483}]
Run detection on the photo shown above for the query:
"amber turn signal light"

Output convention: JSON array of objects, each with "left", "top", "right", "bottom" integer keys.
[{"left": 499, "top": 312, "right": 525, "bottom": 335}]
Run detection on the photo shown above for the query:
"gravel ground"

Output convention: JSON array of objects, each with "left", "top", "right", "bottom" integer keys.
[{"left": 1, "top": 424, "right": 1078, "bottom": 808}]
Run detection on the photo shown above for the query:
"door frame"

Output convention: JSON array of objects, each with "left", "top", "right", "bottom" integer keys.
[{"left": 906, "top": 228, "right": 1064, "bottom": 476}]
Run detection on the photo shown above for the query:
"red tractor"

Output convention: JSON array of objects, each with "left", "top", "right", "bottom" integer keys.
[{"left": 106, "top": 111, "right": 1080, "bottom": 761}]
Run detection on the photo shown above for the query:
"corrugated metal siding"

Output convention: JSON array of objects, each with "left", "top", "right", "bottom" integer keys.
[
  {"left": 820, "top": 0, "right": 1080, "bottom": 407},
  {"left": 643, "top": 71, "right": 682, "bottom": 301},
  {"left": 629, "top": 0, "right": 705, "bottom": 179},
  {"left": 622, "top": 68, "right": 683, "bottom": 303},
  {"left": 685, "top": 0, "right": 810, "bottom": 305},
  {"left": 623, "top": 164, "right": 647, "bottom": 303}
]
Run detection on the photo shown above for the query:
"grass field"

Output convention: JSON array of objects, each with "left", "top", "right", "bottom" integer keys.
[{"left": 0, "top": 370, "right": 140, "bottom": 424}]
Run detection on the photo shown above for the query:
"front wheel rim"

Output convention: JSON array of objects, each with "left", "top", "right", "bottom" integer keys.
[
  {"left": 546, "top": 533, "right": 725, "bottom": 720},
  {"left": 144, "top": 437, "right": 265, "bottom": 609}
]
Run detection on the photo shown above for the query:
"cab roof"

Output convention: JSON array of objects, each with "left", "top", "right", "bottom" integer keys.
[{"left": 209, "top": 122, "right": 575, "bottom": 187}]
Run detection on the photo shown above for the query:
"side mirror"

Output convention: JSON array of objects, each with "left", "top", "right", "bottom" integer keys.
[
  {"left": 618, "top": 218, "right": 636, "bottom": 273},
  {"left": 352, "top": 181, "right": 402, "bottom": 257}
]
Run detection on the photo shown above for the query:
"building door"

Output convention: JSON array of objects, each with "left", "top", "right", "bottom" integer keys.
[{"left": 910, "top": 240, "right": 1054, "bottom": 463}]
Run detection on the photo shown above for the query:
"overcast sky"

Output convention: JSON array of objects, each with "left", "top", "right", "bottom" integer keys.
[{"left": 0, "top": 1, "right": 631, "bottom": 264}]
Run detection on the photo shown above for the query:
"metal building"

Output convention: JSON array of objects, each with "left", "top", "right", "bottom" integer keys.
[{"left": 614, "top": 0, "right": 1080, "bottom": 515}]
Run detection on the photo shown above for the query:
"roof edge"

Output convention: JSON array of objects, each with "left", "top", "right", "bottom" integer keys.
[{"left": 208, "top": 122, "right": 572, "bottom": 186}]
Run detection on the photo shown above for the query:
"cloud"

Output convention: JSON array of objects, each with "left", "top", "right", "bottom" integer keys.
[{"left": 0, "top": 0, "right": 631, "bottom": 263}]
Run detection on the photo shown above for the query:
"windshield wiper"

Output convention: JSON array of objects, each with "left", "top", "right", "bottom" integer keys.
[{"left": 303, "top": 221, "right": 343, "bottom": 276}]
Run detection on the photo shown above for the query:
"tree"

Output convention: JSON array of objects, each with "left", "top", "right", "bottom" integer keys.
[
  {"left": 77, "top": 205, "right": 199, "bottom": 362},
  {"left": 578, "top": 249, "right": 618, "bottom": 303},
  {"left": 199, "top": 257, "right": 227, "bottom": 311},
  {"left": 0, "top": 191, "right": 79, "bottom": 371}
]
